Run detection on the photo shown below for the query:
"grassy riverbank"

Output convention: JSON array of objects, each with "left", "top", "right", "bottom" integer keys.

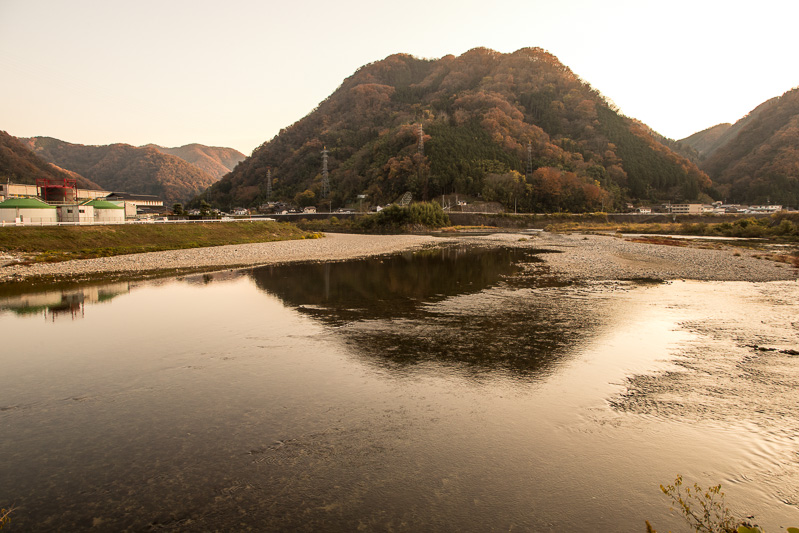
[
  {"left": 296, "top": 210, "right": 799, "bottom": 241},
  {"left": 0, "top": 221, "right": 312, "bottom": 263},
  {"left": 543, "top": 213, "right": 799, "bottom": 240}
]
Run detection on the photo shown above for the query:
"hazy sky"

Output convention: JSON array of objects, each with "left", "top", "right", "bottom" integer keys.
[{"left": 1, "top": 0, "right": 797, "bottom": 155}]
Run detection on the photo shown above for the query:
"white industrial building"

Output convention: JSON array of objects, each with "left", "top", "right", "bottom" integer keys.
[
  {"left": 0, "top": 197, "right": 59, "bottom": 224},
  {"left": 0, "top": 181, "right": 157, "bottom": 225},
  {"left": 86, "top": 199, "right": 125, "bottom": 223}
]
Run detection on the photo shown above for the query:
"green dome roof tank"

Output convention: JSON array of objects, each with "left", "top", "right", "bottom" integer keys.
[
  {"left": 85, "top": 200, "right": 124, "bottom": 210},
  {"left": 0, "top": 198, "right": 57, "bottom": 209}
]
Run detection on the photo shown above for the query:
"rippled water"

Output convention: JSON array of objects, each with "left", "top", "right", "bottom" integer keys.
[{"left": 1, "top": 245, "right": 798, "bottom": 531}]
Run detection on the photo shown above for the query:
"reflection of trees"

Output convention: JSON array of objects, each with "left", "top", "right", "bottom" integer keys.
[
  {"left": 249, "top": 246, "right": 535, "bottom": 320},
  {"left": 338, "top": 285, "right": 601, "bottom": 377},
  {"left": 250, "top": 247, "right": 602, "bottom": 377}
]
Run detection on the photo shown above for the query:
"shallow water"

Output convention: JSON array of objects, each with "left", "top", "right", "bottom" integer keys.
[{"left": 1, "top": 246, "right": 798, "bottom": 531}]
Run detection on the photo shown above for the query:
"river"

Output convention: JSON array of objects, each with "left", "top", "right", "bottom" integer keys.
[{"left": 1, "top": 245, "right": 797, "bottom": 531}]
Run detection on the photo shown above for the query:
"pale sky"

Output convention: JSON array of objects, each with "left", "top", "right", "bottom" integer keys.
[{"left": 1, "top": 0, "right": 797, "bottom": 155}]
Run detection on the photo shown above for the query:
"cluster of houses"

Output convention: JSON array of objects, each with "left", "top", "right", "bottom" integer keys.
[
  {"left": 632, "top": 202, "right": 785, "bottom": 215},
  {"left": 4, "top": 179, "right": 790, "bottom": 226},
  {"left": 0, "top": 180, "right": 164, "bottom": 225}
]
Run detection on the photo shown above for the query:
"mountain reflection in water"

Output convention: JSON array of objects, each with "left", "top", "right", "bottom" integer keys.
[
  {"left": 250, "top": 246, "right": 535, "bottom": 318},
  {"left": 249, "top": 246, "right": 600, "bottom": 377}
]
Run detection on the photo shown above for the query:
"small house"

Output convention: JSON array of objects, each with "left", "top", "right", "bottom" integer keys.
[{"left": 58, "top": 203, "right": 94, "bottom": 223}]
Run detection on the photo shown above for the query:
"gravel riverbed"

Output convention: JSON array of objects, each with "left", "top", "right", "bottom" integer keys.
[
  {"left": 0, "top": 233, "right": 448, "bottom": 283},
  {"left": 1, "top": 231, "right": 797, "bottom": 284},
  {"left": 461, "top": 232, "right": 799, "bottom": 282}
]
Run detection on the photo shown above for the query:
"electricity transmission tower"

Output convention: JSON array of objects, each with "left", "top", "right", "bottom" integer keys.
[
  {"left": 397, "top": 191, "right": 412, "bottom": 206},
  {"left": 418, "top": 123, "right": 424, "bottom": 156},
  {"left": 266, "top": 168, "right": 272, "bottom": 200},
  {"left": 527, "top": 141, "right": 533, "bottom": 180},
  {"left": 321, "top": 147, "right": 330, "bottom": 199}
]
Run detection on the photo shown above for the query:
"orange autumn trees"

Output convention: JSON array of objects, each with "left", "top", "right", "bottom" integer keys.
[
  {"left": 529, "top": 166, "right": 606, "bottom": 212},
  {"left": 198, "top": 47, "right": 712, "bottom": 212},
  {"left": 698, "top": 87, "right": 799, "bottom": 206}
]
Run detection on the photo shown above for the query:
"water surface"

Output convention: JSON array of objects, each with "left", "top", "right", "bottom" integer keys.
[{"left": 1, "top": 245, "right": 798, "bottom": 531}]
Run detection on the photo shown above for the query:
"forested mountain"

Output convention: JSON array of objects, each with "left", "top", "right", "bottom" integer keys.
[
  {"left": 144, "top": 143, "right": 245, "bottom": 180},
  {"left": 679, "top": 124, "right": 732, "bottom": 159},
  {"left": 23, "top": 137, "right": 220, "bottom": 204},
  {"left": 0, "top": 131, "right": 102, "bottom": 190},
  {"left": 696, "top": 88, "right": 799, "bottom": 206},
  {"left": 199, "top": 47, "right": 711, "bottom": 212}
]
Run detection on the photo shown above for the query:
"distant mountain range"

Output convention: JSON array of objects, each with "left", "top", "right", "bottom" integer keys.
[
  {"left": 16, "top": 138, "right": 244, "bottom": 205},
  {"left": 0, "top": 131, "right": 103, "bottom": 190},
  {"left": 679, "top": 124, "right": 733, "bottom": 159},
  {"left": 143, "top": 144, "right": 245, "bottom": 181},
  {"left": 198, "top": 47, "right": 712, "bottom": 213},
  {"left": 6, "top": 47, "right": 796, "bottom": 210},
  {"left": 679, "top": 87, "right": 799, "bottom": 206}
]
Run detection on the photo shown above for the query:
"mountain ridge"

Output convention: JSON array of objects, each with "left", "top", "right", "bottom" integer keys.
[
  {"left": 0, "top": 131, "right": 103, "bottom": 191},
  {"left": 199, "top": 47, "right": 711, "bottom": 212},
  {"left": 23, "top": 137, "right": 221, "bottom": 204},
  {"left": 680, "top": 88, "right": 799, "bottom": 206},
  {"left": 679, "top": 124, "right": 732, "bottom": 159},
  {"left": 143, "top": 143, "right": 245, "bottom": 180}
]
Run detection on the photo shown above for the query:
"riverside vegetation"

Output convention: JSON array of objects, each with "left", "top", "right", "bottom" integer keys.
[
  {"left": 0, "top": 507, "right": 11, "bottom": 530},
  {"left": 297, "top": 202, "right": 450, "bottom": 233},
  {"left": 544, "top": 213, "right": 799, "bottom": 240},
  {"left": 648, "top": 476, "right": 799, "bottom": 533}
]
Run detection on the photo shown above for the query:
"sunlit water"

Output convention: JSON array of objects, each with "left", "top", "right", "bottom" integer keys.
[{"left": 1, "top": 246, "right": 798, "bottom": 531}]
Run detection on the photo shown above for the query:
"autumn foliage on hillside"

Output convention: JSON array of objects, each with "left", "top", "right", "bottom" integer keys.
[
  {"left": 700, "top": 87, "right": 799, "bottom": 206},
  {"left": 145, "top": 144, "right": 245, "bottom": 180},
  {"left": 201, "top": 47, "right": 711, "bottom": 212},
  {"left": 0, "top": 131, "right": 102, "bottom": 190},
  {"left": 24, "top": 137, "right": 219, "bottom": 204}
]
